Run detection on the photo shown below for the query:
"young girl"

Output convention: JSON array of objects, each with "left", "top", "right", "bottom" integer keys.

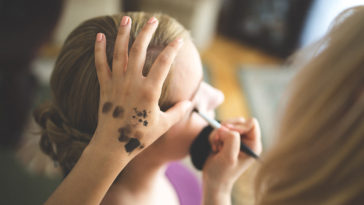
[
  {"left": 39, "top": 6, "right": 364, "bottom": 205},
  {"left": 35, "top": 12, "right": 261, "bottom": 205}
]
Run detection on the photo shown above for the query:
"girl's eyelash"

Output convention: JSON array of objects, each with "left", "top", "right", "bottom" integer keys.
[{"left": 190, "top": 107, "right": 197, "bottom": 116}]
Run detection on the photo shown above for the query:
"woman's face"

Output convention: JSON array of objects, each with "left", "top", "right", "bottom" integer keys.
[{"left": 148, "top": 40, "right": 224, "bottom": 160}]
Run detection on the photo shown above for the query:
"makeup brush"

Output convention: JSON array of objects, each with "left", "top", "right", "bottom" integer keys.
[{"left": 193, "top": 108, "right": 259, "bottom": 159}]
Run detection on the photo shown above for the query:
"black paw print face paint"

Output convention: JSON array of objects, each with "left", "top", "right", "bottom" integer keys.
[
  {"left": 118, "top": 125, "right": 131, "bottom": 142},
  {"left": 112, "top": 106, "right": 125, "bottom": 118},
  {"left": 125, "top": 138, "right": 141, "bottom": 153},
  {"left": 101, "top": 103, "right": 149, "bottom": 154},
  {"left": 133, "top": 108, "right": 149, "bottom": 127},
  {"left": 118, "top": 124, "right": 145, "bottom": 153}
]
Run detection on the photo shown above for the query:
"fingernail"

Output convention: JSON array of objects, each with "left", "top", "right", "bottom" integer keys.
[
  {"left": 219, "top": 126, "right": 229, "bottom": 133},
  {"left": 121, "top": 16, "right": 130, "bottom": 26},
  {"left": 96, "top": 33, "right": 103, "bottom": 42},
  {"left": 148, "top": 17, "right": 158, "bottom": 24},
  {"left": 225, "top": 123, "right": 234, "bottom": 128}
]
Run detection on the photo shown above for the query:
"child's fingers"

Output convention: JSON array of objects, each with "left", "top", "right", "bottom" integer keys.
[
  {"left": 94, "top": 33, "right": 111, "bottom": 93},
  {"left": 147, "top": 38, "right": 184, "bottom": 91},
  {"left": 112, "top": 16, "right": 131, "bottom": 77},
  {"left": 127, "top": 17, "right": 158, "bottom": 77}
]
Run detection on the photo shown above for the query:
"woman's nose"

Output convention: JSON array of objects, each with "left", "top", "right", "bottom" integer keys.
[{"left": 208, "top": 88, "right": 224, "bottom": 110}]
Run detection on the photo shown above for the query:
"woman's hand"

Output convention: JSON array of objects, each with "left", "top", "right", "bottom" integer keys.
[
  {"left": 90, "top": 16, "right": 191, "bottom": 157},
  {"left": 202, "top": 118, "right": 262, "bottom": 205}
]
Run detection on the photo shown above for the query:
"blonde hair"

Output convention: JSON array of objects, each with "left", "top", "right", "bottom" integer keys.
[
  {"left": 34, "top": 12, "right": 190, "bottom": 175},
  {"left": 255, "top": 6, "right": 364, "bottom": 205}
]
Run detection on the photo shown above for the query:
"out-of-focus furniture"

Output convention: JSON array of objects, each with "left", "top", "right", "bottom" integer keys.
[
  {"left": 53, "top": 0, "right": 121, "bottom": 45},
  {"left": 123, "top": 0, "right": 222, "bottom": 51},
  {"left": 218, "top": 0, "right": 313, "bottom": 58}
]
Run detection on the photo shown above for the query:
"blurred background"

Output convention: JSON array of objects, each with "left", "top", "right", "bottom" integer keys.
[{"left": 3, "top": 0, "right": 363, "bottom": 204}]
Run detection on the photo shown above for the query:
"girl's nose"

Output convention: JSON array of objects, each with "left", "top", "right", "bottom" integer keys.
[{"left": 208, "top": 88, "right": 224, "bottom": 111}]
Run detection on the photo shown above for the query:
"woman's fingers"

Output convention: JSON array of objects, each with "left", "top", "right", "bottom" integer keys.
[
  {"left": 248, "top": 118, "right": 262, "bottom": 145},
  {"left": 148, "top": 38, "right": 184, "bottom": 91},
  {"left": 94, "top": 33, "right": 111, "bottom": 93},
  {"left": 127, "top": 17, "right": 159, "bottom": 77},
  {"left": 112, "top": 16, "right": 131, "bottom": 77},
  {"left": 208, "top": 129, "right": 219, "bottom": 152},
  {"left": 223, "top": 119, "right": 253, "bottom": 135},
  {"left": 223, "top": 117, "right": 246, "bottom": 124},
  {"left": 218, "top": 128, "right": 241, "bottom": 161},
  {"left": 238, "top": 118, "right": 262, "bottom": 159},
  {"left": 241, "top": 118, "right": 261, "bottom": 141}
]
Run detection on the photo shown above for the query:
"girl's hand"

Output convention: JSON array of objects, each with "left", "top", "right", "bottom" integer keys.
[
  {"left": 90, "top": 16, "right": 192, "bottom": 157},
  {"left": 202, "top": 118, "right": 262, "bottom": 194},
  {"left": 44, "top": 16, "right": 191, "bottom": 205}
]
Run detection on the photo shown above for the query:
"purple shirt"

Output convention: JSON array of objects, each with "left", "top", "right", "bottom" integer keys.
[{"left": 165, "top": 162, "right": 202, "bottom": 205}]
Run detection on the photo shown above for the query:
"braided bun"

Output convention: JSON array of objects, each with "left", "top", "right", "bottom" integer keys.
[
  {"left": 34, "top": 102, "right": 90, "bottom": 176},
  {"left": 32, "top": 12, "right": 189, "bottom": 176}
]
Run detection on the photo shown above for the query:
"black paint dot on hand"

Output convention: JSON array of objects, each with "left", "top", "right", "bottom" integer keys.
[
  {"left": 118, "top": 125, "right": 131, "bottom": 142},
  {"left": 112, "top": 106, "right": 124, "bottom": 118},
  {"left": 132, "top": 115, "right": 136, "bottom": 118},
  {"left": 102, "top": 102, "right": 113, "bottom": 114},
  {"left": 137, "top": 112, "right": 143, "bottom": 117},
  {"left": 138, "top": 119, "right": 142, "bottom": 122},
  {"left": 119, "top": 135, "right": 129, "bottom": 142},
  {"left": 143, "top": 120, "right": 148, "bottom": 126},
  {"left": 118, "top": 125, "right": 131, "bottom": 134},
  {"left": 125, "top": 138, "right": 141, "bottom": 153},
  {"left": 143, "top": 110, "right": 147, "bottom": 118}
]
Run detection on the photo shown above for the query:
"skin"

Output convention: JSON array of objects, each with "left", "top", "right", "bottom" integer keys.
[
  {"left": 203, "top": 118, "right": 262, "bottom": 205},
  {"left": 101, "top": 38, "right": 225, "bottom": 204},
  {"left": 45, "top": 15, "right": 262, "bottom": 205},
  {"left": 44, "top": 16, "right": 192, "bottom": 205}
]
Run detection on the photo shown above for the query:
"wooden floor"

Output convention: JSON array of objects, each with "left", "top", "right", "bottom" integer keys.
[
  {"left": 201, "top": 35, "right": 282, "bottom": 205},
  {"left": 201, "top": 35, "right": 281, "bottom": 120}
]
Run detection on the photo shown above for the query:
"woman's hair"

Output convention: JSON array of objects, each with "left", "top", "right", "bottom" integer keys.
[
  {"left": 255, "top": 6, "right": 364, "bottom": 205},
  {"left": 34, "top": 12, "right": 190, "bottom": 175}
]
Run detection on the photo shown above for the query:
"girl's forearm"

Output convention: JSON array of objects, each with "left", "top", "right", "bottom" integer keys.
[{"left": 44, "top": 141, "right": 129, "bottom": 205}]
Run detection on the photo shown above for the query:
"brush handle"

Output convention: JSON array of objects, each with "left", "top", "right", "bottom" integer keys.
[{"left": 240, "top": 141, "right": 259, "bottom": 159}]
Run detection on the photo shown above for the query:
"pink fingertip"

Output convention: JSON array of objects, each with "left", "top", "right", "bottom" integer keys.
[
  {"left": 224, "top": 123, "right": 234, "bottom": 129},
  {"left": 219, "top": 126, "right": 229, "bottom": 132},
  {"left": 147, "top": 17, "right": 158, "bottom": 24},
  {"left": 121, "top": 16, "right": 130, "bottom": 26},
  {"left": 96, "top": 33, "right": 103, "bottom": 42}
]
